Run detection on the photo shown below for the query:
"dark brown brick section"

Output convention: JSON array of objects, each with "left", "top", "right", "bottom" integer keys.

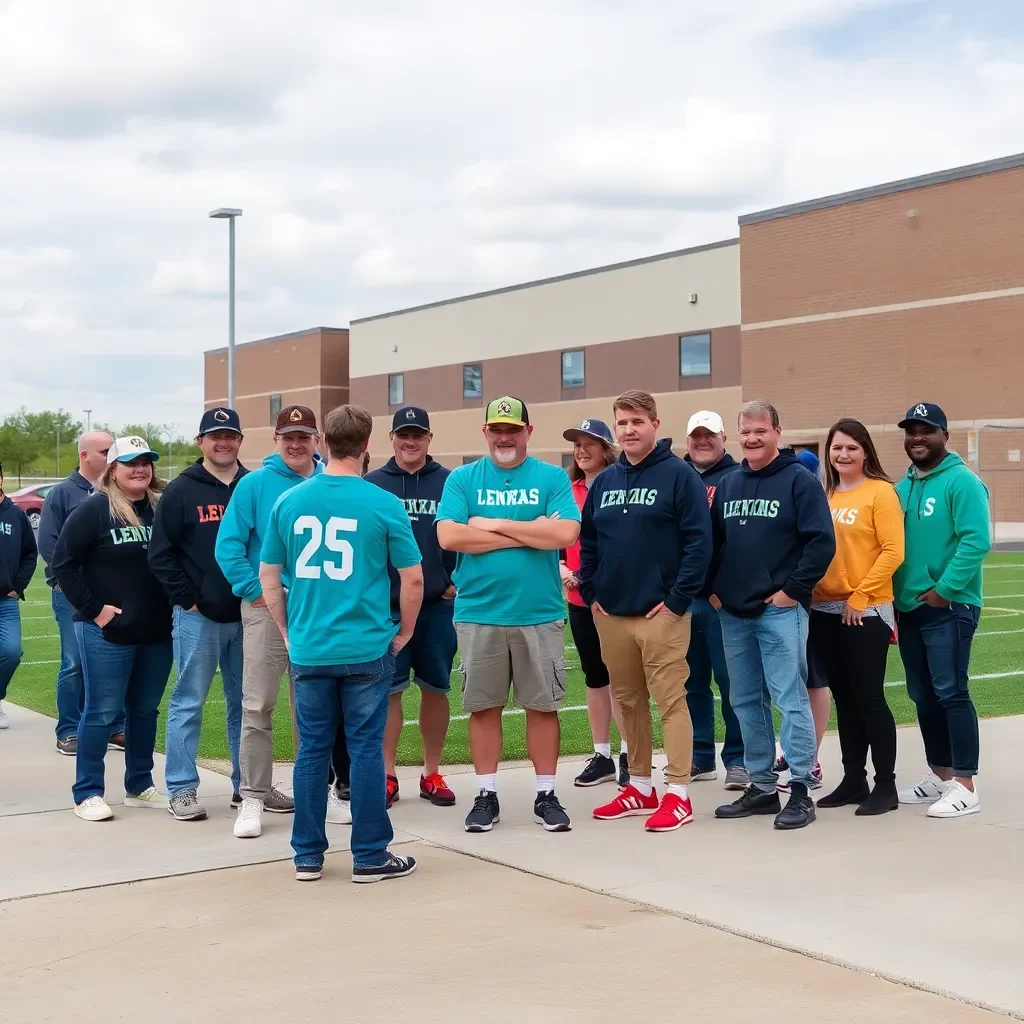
[{"left": 350, "top": 326, "right": 741, "bottom": 416}]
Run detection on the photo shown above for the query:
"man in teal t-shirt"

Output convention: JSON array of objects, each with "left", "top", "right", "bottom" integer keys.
[
  {"left": 892, "top": 402, "right": 990, "bottom": 821},
  {"left": 436, "top": 396, "right": 580, "bottom": 835},
  {"left": 259, "top": 405, "right": 424, "bottom": 885}
]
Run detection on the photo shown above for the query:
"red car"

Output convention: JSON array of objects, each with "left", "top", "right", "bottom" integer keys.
[{"left": 9, "top": 483, "right": 56, "bottom": 530}]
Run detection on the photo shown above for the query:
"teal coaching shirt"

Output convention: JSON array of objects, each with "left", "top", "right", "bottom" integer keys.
[
  {"left": 261, "top": 474, "right": 421, "bottom": 666},
  {"left": 436, "top": 455, "right": 580, "bottom": 627}
]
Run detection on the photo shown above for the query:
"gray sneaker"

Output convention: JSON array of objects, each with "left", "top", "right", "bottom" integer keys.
[
  {"left": 264, "top": 787, "right": 295, "bottom": 814},
  {"left": 168, "top": 789, "right": 208, "bottom": 821},
  {"left": 724, "top": 765, "right": 750, "bottom": 790},
  {"left": 56, "top": 735, "right": 77, "bottom": 756}
]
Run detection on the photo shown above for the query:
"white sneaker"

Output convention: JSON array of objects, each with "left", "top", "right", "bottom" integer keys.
[
  {"left": 927, "top": 780, "right": 980, "bottom": 818},
  {"left": 74, "top": 796, "right": 114, "bottom": 821},
  {"left": 899, "top": 772, "right": 950, "bottom": 804},
  {"left": 233, "top": 797, "right": 264, "bottom": 838},
  {"left": 327, "top": 787, "right": 352, "bottom": 825},
  {"left": 124, "top": 786, "right": 166, "bottom": 808},
  {"left": 0, "top": 702, "right": 9, "bottom": 729}
]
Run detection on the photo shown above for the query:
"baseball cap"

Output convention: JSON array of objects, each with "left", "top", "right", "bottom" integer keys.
[
  {"left": 686, "top": 410, "right": 725, "bottom": 436},
  {"left": 392, "top": 406, "right": 431, "bottom": 433},
  {"left": 898, "top": 402, "right": 947, "bottom": 431},
  {"left": 107, "top": 435, "right": 160, "bottom": 465},
  {"left": 796, "top": 448, "right": 820, "bottom": 474},
  {"left": 199, "top": 407, "right": 242, "bottom": 436},
  {"left": 275, "top": 404, "right": 319, "bottom": 435},
  {"left": 485, "top": 396, "right": 529, "bottom": 427},
  {"left": 563, "top": 418, "right": 614, "bottom": 446}
]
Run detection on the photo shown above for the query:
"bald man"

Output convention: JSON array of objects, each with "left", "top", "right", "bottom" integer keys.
[{"left": 38, "top": 430, "right": 126, "bottom": 753}]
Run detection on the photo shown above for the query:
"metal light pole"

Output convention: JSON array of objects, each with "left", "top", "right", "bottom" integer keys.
[
  {"left": 56, "top": 425, "right": 60, "bottom": 477},
  {"left": 209, "top": 208, "right": 243, "bottom": 409},
  {"left": 83, "top": 409, "right": 92, "bottom": 432}
]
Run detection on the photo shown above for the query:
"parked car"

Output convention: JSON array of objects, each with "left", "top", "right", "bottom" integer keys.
[{"left": 9, "top": 483, "right": 56, "bottom": 530}]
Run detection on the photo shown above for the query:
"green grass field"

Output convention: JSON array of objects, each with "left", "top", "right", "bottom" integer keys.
[{"left": 9, "top": 552, "right": 1024, "bottom": 766}]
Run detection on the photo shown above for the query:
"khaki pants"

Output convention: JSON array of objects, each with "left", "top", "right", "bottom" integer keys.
[
  {"left": 239, "top": 600, "right": 296, "bottom": 801},
  {"left": 594, "top": 611, "right": 693, "bottom": 785}
]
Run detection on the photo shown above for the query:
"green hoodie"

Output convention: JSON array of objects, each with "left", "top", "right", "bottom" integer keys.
[{"left": 893, "top": 452, "right": 990, "bottom": 612}]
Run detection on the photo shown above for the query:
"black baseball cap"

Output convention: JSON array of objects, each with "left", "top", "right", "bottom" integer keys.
[
  {"left": 898, "top": 403, "right": 947, "bottom": 431},
  {"left": 199, "top": 407, "right": 242, "bottom": 436},
  {"left": 563, "top": 418, "right": 614, "bottom": 446},
  {"left": 392, "top": 406, "right": 431, "bottom": 433}
]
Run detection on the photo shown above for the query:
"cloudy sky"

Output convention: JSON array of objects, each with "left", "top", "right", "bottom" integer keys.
[{"left": 2, "top": 0, "right": 1022, "bottom": 431}]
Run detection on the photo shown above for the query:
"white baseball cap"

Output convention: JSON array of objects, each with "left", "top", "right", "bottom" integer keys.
[
  {"left": 686, "top": 411, "right": 725, "bottom": 436},
  {"left": 107, "top": 435, "right": 160, "bottom": 465}
]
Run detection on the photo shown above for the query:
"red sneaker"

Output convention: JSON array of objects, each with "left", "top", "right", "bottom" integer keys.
[
  {"left": 644, "top": 792, "right": 693, "bottom": 832},
  {"left": 386, "top": 774, "right": 400, "bottom": 809},
  {"left": 419, "top": 773, "right": 456, "bottom": 807},
  {"left": 593, "top": 784, "right": 658, "bottom": 820}
]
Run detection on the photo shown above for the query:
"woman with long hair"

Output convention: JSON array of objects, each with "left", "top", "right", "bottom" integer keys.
[
  {"left": 53, "top": 436, "right": 174, "bottom": 821},
  {"left": 809, "top": 419, "right": 904, "bottom": 815},
  {"left": 559, "top": 419, "right": 628, "bottom": 788}
]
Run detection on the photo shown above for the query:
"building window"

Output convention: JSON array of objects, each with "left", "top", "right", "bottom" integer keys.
[
  {"left": 388, "top": 373, "right": 404, "bottom": 406},
  {"left": 462, "top": 455, "right": 482, "bottom": 466},
  {"left": 680, "top": 333, "right": 711, "bottom": 377},
  {"left": 269, "top": 393, "right": 282, "bottom": 421},
  {"left": 561, "top": 453, "right": 576, "bottom": 471},
  {"left": 562, "top": 349, "right": 585, "bottom": 389},
  {"left": 463, "top": 363, "right": 483, "bottom": 399}
]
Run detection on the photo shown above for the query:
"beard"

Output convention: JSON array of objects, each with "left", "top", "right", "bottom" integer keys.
[{"left": 493, "top": 446, "right": 518, "bottom": 464}]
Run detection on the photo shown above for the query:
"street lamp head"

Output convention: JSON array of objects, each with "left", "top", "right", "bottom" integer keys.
[{"left": 209, "top": 208, "right": 243, "bottom": 219}]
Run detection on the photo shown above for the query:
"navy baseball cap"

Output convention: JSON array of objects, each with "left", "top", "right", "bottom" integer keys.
[
  {"left": 392, "top": 406, "right": 431, "bottom": 433},
  {"left": 199, "top": 407, "right": 242, "bottom": 435},
  {"left": 563, "top": 418, "right": 615, "bottom": 446},
  {"left": 898, "top": 403, "right": 947, "bottom": 431}
]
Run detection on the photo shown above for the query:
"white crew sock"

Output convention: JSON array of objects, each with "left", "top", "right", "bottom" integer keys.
[
  {"left": 667, "top": 783, "right": 689, "bottom": 800},
  {"left": 631, "top": 775, "right": 653, "bottom": 797},
  {"left": 594, "top": 742, "right": 611, "bottom": 759},
  {"left": 535, "top": 774, "right": 557, "bottom": 794},
  {"left": 476, "top": 773, "right": 497, "bottom": 794},
  {"left": 619, "top": 740, "right": 628, "bottom": 755}
]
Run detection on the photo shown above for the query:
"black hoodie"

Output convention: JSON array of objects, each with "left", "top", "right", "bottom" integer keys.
[
  {"left": 709, "top": 449, "right": 835, "bottom": 617},
  {"left": 148, "top": 459, "right": 248, "bottom": 623},
  {"left": 579, "top": 438, "right": 712, "bottom": 617},
  {"left": 684, "top": 452, "right": 740, "bottom": 598},
  {"left": 0, "top": 496, "right": 38, "bottom": 598},
  {"left": 365, "top": 456, "right": 455, "bottom": 606}
]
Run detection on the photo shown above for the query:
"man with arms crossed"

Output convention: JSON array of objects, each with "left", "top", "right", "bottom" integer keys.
[
  {"left": 710, "top": 401, "right": 835, "bottom": 831},
  {"left": 37, "top": 430, "right": 125, "bottom": 754},
  {"left": 366, "top": 406, "right": 458, "bottom": 809},
  {"left": 580, "top": 391, "right": 711, "bottom": 832},
  {"left": 894, "top": 403, "right": 990, "bottom": 818},
  {"left": 260, "top": 405, "right": 423, "bottom": 883},
  {"left": 437, "top": 397, "right": 580, "bottom": 834},
  {"left": 216, "top": 405, "right": 323, "bottom": 837},
  {"left": 683, "top": 411, "right": 747, "bottom": 789},
  {"left": 149, "top": 408, "right": 248, "bottom": 820}
]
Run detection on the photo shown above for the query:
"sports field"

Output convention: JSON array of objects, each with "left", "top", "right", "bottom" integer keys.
[{"left": 9, "top": 551, "right": 1024, "bottom": 766}]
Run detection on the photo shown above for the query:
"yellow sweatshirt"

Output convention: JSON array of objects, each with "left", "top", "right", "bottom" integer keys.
[{"left": 813, "top": 478, "right": 905, "bottom": 611}]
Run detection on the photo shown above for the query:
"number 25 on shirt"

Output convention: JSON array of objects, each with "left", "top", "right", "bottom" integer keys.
[{"left": 293, "top": 515, "right": 356, "bottom": 580}]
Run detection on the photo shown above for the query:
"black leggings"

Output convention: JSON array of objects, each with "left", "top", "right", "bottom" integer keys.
[
  {"left": 808, "top": 611, "right": 896, "bottom": 784},
  {"left": 568, "top": 603, "right": 610, "bottom": 689}
]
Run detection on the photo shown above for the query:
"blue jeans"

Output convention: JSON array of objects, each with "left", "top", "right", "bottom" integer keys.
[
  {"left": 686, "top": 597, "right": 744, "bottom": 771},
  {"left": 73, "top": 621, "right": 173, "bottom": 803},
  {"left": 165, "top": 607, "right": 243, "bottom": 798},
  {"left": 53, "top": 589, "right": 125, "bottom": 740},
  {"left": 719, "top": 604, "right": 817, "bottom": 791},
  {"left": 897, "top": 603, "right": 981, "bottom": 776},
  {"left": 290, "top": 654, "right": 395, "bottom": 870},
  {"left": 0, "top": 597, "right": 22, "bottom": 701}
]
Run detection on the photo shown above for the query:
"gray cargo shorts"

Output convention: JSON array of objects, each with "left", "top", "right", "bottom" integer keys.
[{"left": 455, "top": 620, "right": 566, "bottom": 713}]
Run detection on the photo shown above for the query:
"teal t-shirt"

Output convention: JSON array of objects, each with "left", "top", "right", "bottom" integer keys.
[
  {"left": 436, "top": 456, "right": 580, "bottom": 626},
  {"left": 261, "top": 474, "right": 421, "bottom": 666}
]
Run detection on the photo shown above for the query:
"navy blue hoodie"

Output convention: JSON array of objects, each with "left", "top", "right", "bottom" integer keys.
[
  {"left": 579, "top": 439, "right": 711, "bottom": 617},
  {"left": 685, "top": 451, "right": 740, "bottom": 598},
  {"left": 37, "top": 469, "right": 93, "bottom": 588},
  {"left": 0, "top": 495, "right": 38, "bottom": 598},
  {"left": 709, "top": 449, "right": 835, "bottom": 617},
  {"left": 365, "top": 456, "right": 456, "bottom": 607}
]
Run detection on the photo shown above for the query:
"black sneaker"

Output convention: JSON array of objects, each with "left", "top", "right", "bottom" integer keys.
[
  {"left": 618, "top": 752, "right": 630, "bottom": 788},
  {"left": 231, "top": 792, "right": 242, "bottom": 809},
  {"left": 774, "top": 782, "right": 816, "bottom": 830},
  {"left": 465, "top": 790, "right": 500, "bottom": 832},
  {"left": 56, "top": 736, "right": 77, "bottom": 756},
  {"left": 337, "top": 783, "right": 351, "bottom": 802},
  {"left": 574, "top": 753, "right": 617, "bottom": 787},
  {"left": 534, "top": 791, "right": 571, "bottom": 832},
  {"left": 715, "top": 786, "right": 782, "bottom": 819},
  {"left": 352, "top": 852, "right": 417, "bottom": 884},
  {"left": 295, "top": 864, "right": 322, "bottom": 882}
]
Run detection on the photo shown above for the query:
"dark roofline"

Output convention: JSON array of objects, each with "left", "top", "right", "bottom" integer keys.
[
  {"left": 350, "top": 237, "right": 739, "bottom": 325},
  {"left": 205, "top": 325, "right": 347, "bottom": 357},
  {"left": 739, "top": 152, "right": 1024, "bottom": 226}
]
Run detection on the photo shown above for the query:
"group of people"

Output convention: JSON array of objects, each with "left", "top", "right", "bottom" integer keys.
[{"left": 0, "top": 386, "right": 991, "bottom": 883}]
